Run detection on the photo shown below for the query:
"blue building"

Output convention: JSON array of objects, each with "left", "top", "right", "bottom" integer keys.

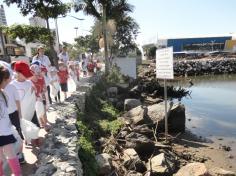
[{"left": 166, "top": 36, "right": 232, "bottom": 52}]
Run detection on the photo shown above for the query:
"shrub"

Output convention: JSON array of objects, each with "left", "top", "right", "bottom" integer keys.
[{"left": 99, "top": 119, "right": 124, "bottom": 135}]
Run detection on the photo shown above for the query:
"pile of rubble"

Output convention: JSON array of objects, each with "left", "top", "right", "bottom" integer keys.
[{"left": 94, "top": 85, "right": 236, "bottom": 176}]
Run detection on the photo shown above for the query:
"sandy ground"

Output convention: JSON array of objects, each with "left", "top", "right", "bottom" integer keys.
[{"left": 173, "top": 131, "right": 236, "bottom": 172}]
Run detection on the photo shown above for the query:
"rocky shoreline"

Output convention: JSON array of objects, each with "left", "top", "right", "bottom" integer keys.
[
  {"left": 98, "top": 98, "right": 236, "bottom": 175},
  {"left": 174, "top": 57, "right": 236, "bottom": 76},
  {"left": 31, "top": 72, "right": 236, "bottom": 175},
  {"left": 140, "top": 57, "right": 236, "bottom": 78}
]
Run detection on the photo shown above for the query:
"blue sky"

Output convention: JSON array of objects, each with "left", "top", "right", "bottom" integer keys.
[{"left": 3, "top": 0, "right": 236, "bottom": 45}]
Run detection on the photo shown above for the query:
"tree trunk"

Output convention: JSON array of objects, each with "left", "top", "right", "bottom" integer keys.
[
  {"left": 103, "top": 4, "right": 109, "bottom": 75},
  {"left": 46, "top": 18, "right": 58, "bottom": 68}
]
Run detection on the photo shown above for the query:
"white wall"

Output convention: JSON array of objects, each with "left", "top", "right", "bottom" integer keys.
[{"left": 113, "top": 57, "right": 137, "bottom": 79}]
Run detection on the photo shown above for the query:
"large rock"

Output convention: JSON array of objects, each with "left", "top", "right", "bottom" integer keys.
[
  {"left": 127, "top": 171, "right": 143, "bottom": 176},
  {"left": 122, "top": 106, "right": 150, "bottom": 126},
  {"left": 125, "top": 132, "right": 154, "bottom": 159},
  {"left": 133, "top": 124, "right": 153, "bottom": 137},
  {"left": 124, "top": 99, "right": 142, "bottom": 111},
  {"left": 107, "top": 87, "right": 118, "bottom": 98},
  {"left": 95, "top": 153, "right": 112, "bottom": 175},
  {"left": 123, "top": 148, "right": 140, "bottom": 163},
  {"left": 123, "top": 148, "right": 146, "bottom": 172},
  {"left": 209, "top": 167, "right": 236, "bottom": 176},
  {"left": 34, "top": 164, "right": 57, "bottom": 176},
  {"left": 147, "top": 153, "right": 176, "bottom": 175},
  {"left": 77, "top": 83, "right": 93, "bottom": 94},
  {"left": 175, "top": 162, "right": 208, "bottom": 176},
  {"left": 147, "top": 103, "right": 185, "bottom": 132}
]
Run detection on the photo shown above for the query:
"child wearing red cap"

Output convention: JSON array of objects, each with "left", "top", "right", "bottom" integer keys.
[
  {"left": 12, "top": 61, "right": 41, "bottom": 148},
  {"left": 0, "top": 66, "right": 22, "bottom": 176}
]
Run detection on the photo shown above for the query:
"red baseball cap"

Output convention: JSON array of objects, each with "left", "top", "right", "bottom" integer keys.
[{"left": 14, "top": 61, "right": 33, "bottom": 78}]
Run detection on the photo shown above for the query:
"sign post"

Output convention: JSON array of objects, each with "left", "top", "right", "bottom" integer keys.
[{"left": 156, "top": 47, "right": 174, "bottom": 140}]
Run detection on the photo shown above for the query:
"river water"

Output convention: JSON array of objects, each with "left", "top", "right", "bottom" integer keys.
[{"left": 174, "top": 74, "right": 236, "bottom": 139}]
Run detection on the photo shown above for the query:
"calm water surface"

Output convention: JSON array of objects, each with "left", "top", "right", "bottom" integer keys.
[{"left": 175, "top": 74, "right": 236, "bottom": 138}]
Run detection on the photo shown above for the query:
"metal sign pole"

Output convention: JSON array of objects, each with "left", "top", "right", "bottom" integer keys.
[{"left": 164, "top": 79, "right": 168, "bottom": 141}]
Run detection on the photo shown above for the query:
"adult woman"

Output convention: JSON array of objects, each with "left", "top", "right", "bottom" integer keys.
[{"left": 32, "top": 46, "right": 52, "bottom": 104}]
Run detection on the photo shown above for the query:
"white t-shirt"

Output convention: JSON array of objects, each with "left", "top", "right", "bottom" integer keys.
[
  {"left": 58, "top": 52, "right": 69, "bottom": 64},
  {"left": 44, "top": 74, "right": 51, "bottom": 87},
  {"left": 4, "top": 83, "right": 20, "bottom": 114},
  {"left": 32, "top": 55, "right": 51, "bottom": 70},
  {"left": 0, "top": 92, "right": 13, "bottom": 136},
  {"left": 11, "top": 80, "right": 33, "bottom": 101}
]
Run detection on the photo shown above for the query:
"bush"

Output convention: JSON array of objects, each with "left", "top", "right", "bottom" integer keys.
[
  {"left": 106, "top": 65, "right": 125, "bottom": 84},
  {"left": 76, "top": 78, "right": 124, "bottom": 175},
  {"left": 78, "top": 136, "right": 98, "bottom": 176},
  {"left": 101, "top": 101, "right": 120, "bottom": 120},
  {"left": 99, "top": 119, "right": 124, "bottom": 135}
]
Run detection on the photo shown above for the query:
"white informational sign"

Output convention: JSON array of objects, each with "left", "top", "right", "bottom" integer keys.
[
  {"left": 156, "top": 47, "right": 174, "bottom": 79},
  {"left": 113, "top": 57, "right": 137, "bottom": 79}
]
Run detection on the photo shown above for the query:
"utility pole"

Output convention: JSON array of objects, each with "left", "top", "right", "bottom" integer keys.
[
  {"left": 103, "top": 3, "right": 109, "bottom": 75},
  {"left": 74, "top": 27, "right": 78, "bottom": 38},
  {"left": 55, "top": 18, "right": 60, "bottom": 53}
]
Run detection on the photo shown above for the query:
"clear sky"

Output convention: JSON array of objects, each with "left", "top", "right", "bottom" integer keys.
[{"left": 2, "top": 0, "right": 236, "bottom": 45}]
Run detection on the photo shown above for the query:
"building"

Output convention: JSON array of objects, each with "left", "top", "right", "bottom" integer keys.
[
  {"left": 164, "top": 36, "right": 232, "bottom": 52},
  {"left": 29, "top": 16, "right": 46, "bottom": 28},
  {"left": 0, "top": 5, "right": 7, "bottom": 25},
  {"left": 143, "top": 35, "right": 235, "bottom": 52}
]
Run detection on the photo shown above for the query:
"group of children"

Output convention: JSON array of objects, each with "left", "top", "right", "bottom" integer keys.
[
  {"left": 0, "top": 45, "right": 103, "bottom": 175},
  {"left": 0, "top": 45, "right": 80, "bottom": 176}
]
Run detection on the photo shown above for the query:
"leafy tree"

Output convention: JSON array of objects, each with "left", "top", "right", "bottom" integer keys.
[
  {"left": 111, "top": 16, "right": 139, "bottom": 56},
  {"left": 4, "top": 0, "right": 70, "bottom": 66},
  {"left": 73, "top": 0, "right": 137, "bottom": 74},
  {"left": 74, "top": 34, "right": 99, "bottom": 55},
  {"left": 0, "top": 24, "right": 53, "bottom": 44}
]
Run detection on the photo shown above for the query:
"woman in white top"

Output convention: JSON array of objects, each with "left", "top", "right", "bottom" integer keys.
[
  {"left": 32, "top": 46, "right": 51, "bottom": 70},
  {"left": 58, "top": 46, "right": 69, "bottom": 64},
  {"left": 32, "top": 46, "right": 52, "bottom": 104},
  {"left": 0, "top": 66, "right": 22, "bottom": 176}
]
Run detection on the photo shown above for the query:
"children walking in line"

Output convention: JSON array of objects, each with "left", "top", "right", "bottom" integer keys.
[
  {"left": 57, "top": 62, "right": 69, "bottom": 99},
  {"left": 0, "top": 66, "right": 22, "bottom": 176}
]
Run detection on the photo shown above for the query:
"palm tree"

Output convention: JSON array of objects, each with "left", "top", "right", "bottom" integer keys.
[{"left": 73, "top": 0, "right": 134, "bottom": 75}]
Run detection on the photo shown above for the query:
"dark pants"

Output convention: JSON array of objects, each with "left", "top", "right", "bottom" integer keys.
[
  {"left": 47, "top": 86, "right": 52, "bottom": 104},
  {"left": 55, "top": 91, "right": 61, "bottom": 102},
  {"left": 9, "top": 111, "right": 24, "bottom": 140},
  {"left": 31, "top": 111, "right": 40, "bottom": 128}
]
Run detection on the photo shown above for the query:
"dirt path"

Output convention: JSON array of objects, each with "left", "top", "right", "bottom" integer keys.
[{"left": 21, "top": 102, "right": 61, "bottom": 175}]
